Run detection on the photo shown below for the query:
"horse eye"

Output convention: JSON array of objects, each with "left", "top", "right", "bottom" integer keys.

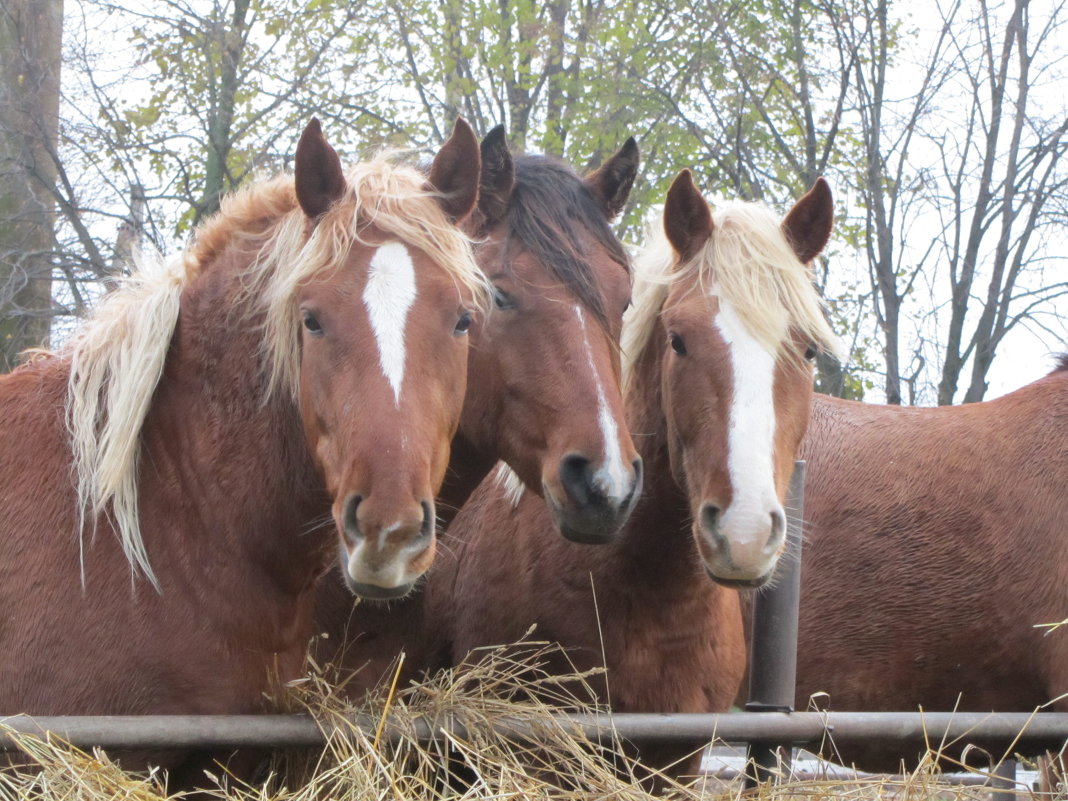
[
  {"left": 804, "top": 344, "right": 817, "bottom": 361},
  {"left": 303, "top": 312, "right": 323, "bottom": 337},
  {"left": 493, "top": 288, "right": 516, "bottom": 310},
  {"left": 454, "top": 311, "right": 473, "bottom": 335},
  {"left": 670, "top": 332, "right": 687, "bottom": 356}
]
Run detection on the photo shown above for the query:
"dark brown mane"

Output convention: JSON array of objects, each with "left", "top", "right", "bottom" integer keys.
[
  {"left": 503, "top": 155, "right": 630, "bottom": 330},
  {"left": 1054, "top": 352, "right": 1068, "bottom": 373}
]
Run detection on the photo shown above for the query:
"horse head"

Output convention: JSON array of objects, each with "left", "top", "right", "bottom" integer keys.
[
  {"left": 638, "top": 170, "right": 839, "bottom": 585},
  {"left": 293, "top": 118, "right": 484, "bottom": 599},
  {"left": 459, "top": 126, "right": 642, "bottom": 544}
]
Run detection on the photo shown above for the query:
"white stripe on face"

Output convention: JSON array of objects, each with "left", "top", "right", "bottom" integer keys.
[
  {"left": 714, "top": 297, "right": 780, "bottom": 545},
  {"left": 575, "top": 305, "right": 631, "bottom": 500},
  {"left": 363, "top": 242, "right": 417, "bottom": 405}
]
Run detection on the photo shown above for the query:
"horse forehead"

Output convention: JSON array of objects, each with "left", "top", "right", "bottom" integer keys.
[
  {"left": 665, "top": 280, "right": 723, "bottom": 333},
  {"left": 351, "top": 239, "right": 457, "bottom": 297},
  {"left": 495, "top": 224, "right": 623, "bottom": 289}
]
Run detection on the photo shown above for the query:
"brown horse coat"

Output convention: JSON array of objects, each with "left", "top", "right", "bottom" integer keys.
[
  {"left": 789, "top": 364, "right": 1068, "bottom": 768},
  {"left": 0, "top": 120, "right": 485, "bottom": 787}
]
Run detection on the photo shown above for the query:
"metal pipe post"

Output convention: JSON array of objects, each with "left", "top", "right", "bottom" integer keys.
[
  {"left": 744, "top": 461, "right": 805, "bottom": 788},
  {"left": 989, "top": 760, "right": 1018, "bottom": 801}
]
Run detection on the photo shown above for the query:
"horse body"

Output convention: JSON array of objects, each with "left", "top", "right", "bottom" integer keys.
[
  {"left": 791, "top": 370, "right": 1068, "bottom": 767},
  {"left": 0, "top": 216, "right": 324, "bottom": 721},
  {"left": 0, "top": 119, "right": 486, "bottom": 784},
  {"left": 426, "top": 173, "right": 841, "bottom": 781}
]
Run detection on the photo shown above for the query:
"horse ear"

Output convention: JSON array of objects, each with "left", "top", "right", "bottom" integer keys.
[
  {"left": 584, "top": 136, "right": 640, "bottom": 219},
  {"left": 663, "top": 169, "right": 713, "bottom": 263},
  {"left": 477, "top": 124, "right": 515, "bottom": 226},
  {"left": 295, "top": 118, "right": 347, "bottom": 220},
  {"left": 428, "top": 117, "right": 481, "bottom": 222},
  {"left": 782, "top": 177, "right": 834, "bottom": 263}
]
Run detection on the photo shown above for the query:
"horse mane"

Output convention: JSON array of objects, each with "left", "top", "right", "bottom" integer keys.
[
  {"left": 65, "top": 158, "right": 485, "bottom": 587},
  {"left": 502, "top": 156, "right": 630, "bottom": 330},
  {"left": 623, "top": 201, "right": 843, "bottom": 389},
  {"left": 1054, "top": 353, "right": 1068, "bottom": 373}
]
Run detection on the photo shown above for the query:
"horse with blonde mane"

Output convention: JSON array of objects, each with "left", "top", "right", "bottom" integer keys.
[
  {"left": 395, "top": 171, "right": 841, "bottom": 783},
  {"left": 313, "top": 125, "right": 643, "bottom": 695},
  {"left": 0, "top": 118, "right": 485, "bottom": 785}
]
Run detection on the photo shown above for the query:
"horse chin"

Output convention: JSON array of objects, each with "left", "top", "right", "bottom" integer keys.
[
  {"left": 704, "top": 567, "right": 773, "bottom": 589},
  {"left": 543, "top": 478, "right": 640, "bottom": 546},
  {"left": 549, "top": 501, "right": 630, "bottom": 545},
  {"left": 344, "top": 577, "right": 418, "bottom": 601}
]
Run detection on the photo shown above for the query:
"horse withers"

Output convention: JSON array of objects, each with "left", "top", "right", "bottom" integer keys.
[
  {"left": 424, "top": 171, "right": 841, "bottom": 783},
  {"left": 313, "top": 126, "right": 644, "bottom": 694},
  {"left": 0, "top": 118, "right": 485, "bottom": 786}
]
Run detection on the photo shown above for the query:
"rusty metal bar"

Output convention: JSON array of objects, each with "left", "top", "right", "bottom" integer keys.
[
  {"left": 745, "top": 460, "right": 805, "bottom": 788},
  {"left": 3, "top": 711, "right": 1068, "bottom": 752}
]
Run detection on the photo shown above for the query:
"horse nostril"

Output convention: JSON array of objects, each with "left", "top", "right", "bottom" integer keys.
[
  {"left": 342, "top": 494, "right": 362, "bottom": 542},
  {"left": 701, "top": 503, "right": 720, "bottom": 535},
  {"left": 420, "top": 499, "right": 435, "bottom": 540},
  {"left": 559, "top": 453, "right": 595, "bottom": 506},
  {"left": 769, "top": 508, "right": 786, "bottom": 545},
  {"left": 621, "top": 457, "right": 643, "bottom": 507}
]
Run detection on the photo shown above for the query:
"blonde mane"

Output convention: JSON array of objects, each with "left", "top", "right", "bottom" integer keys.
[
  {"left": 623, "top": 201, "right": 843, "bottom": 390},
  {"left": 65, "top": 157, "right": 486, "bottom": 587}
]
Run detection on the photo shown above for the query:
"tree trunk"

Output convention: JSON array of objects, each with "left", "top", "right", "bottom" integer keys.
[
  {"left": 195, "top": 0, "right": 250, "bottom": 226},
  {"left": 0, "top": 0, "right": 63, "bottom": 369},
  {"left": 540, "top": 0, "right": 569, "bottom": 155},
  {"left": 936, "top": 0, "right": 1025, "bottom": 405}
]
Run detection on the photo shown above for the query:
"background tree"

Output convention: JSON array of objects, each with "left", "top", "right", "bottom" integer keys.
[
  {"left": 846, "top": 0, "right": 1068, "bottom": 404},
  {"left": 0, "top": 0, "right": 64, "bottom": 368},
  {"left": 1, "top": 0, "right": 1064, "bottom": 402}
]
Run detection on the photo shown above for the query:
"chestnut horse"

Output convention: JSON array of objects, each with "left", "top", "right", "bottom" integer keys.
[
  {"left": 417, "top": 171, "right": 842, "bottom": 781},
  {"left": 788, "top": 365, "right": 1068, "bottom": 770},
  {"left": 0, "top": 119, "right": 485, "bottom": 783},
  {"left": 313, "top": 126, "right": 643, "bottom": 692}
]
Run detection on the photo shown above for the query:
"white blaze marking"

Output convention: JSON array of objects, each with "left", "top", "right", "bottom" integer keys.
[
  {"left": 363, "top": 242, "right": 417, "bottom": 404},
  {"left": 714, "top": 298, "right": 780, "bottom": 549},
  {"left": 574, "top": 306, "right": 631, "bottom": 500}
]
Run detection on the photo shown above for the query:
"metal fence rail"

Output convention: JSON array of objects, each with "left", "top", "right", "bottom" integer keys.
[{"left": 3, "top": 711, "right": 1068, "bottom": 752}]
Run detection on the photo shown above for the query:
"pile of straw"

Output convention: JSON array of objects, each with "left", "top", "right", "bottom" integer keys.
[{"left": 0, "top": 641, "right": 1033, "bottom": 800}]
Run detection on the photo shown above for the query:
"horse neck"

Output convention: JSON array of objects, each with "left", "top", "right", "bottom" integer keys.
[
  {"left": 438, "top": 431, "right": 496, "bottom": 529},
  {"left": 141, "top": 250, "right": 327, "bottom": 593}
]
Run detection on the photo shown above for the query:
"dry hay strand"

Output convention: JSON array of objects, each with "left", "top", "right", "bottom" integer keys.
[
  {"left": 0, "top": 729, "right": 169, "bottom": 800},
  {"left": 0, "top": 641, "right": 1045, "bottom": 800},
  {"left": 266, "top": 638, "right": 696, "bottom": 800}
]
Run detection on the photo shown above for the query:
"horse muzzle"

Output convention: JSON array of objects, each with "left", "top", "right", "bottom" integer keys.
[
  {"left": 695, "top": 501, "right": 786, "bottom": 585},
  {"left": 336, "top": 494, "right": 436, "bottom": 598},
  {"left": 545, "top": 454, "right": 643, "bottom": 544}
]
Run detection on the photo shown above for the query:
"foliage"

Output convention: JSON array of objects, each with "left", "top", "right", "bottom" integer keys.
[{"left": 2, "top": 0, "right": 1064, "bottom": 399}]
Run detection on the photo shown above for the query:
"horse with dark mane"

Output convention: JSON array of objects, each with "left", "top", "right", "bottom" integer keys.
[
  {"left": 313, "top": 126, "right": 644, "bottom": 694},
  {"left": 412, "top": 171, "right": 841, "bottom": 783},
  {"left": 0, "top": 119, "right": 486, "bottom": 786},
  {"left": 787, "top": 358, "right": 1068, "bottom": 770}
]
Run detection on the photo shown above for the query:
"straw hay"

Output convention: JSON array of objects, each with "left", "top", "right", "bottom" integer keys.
[{"left": 0, "top": 643, "right": 1043, "bottom": 800}]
